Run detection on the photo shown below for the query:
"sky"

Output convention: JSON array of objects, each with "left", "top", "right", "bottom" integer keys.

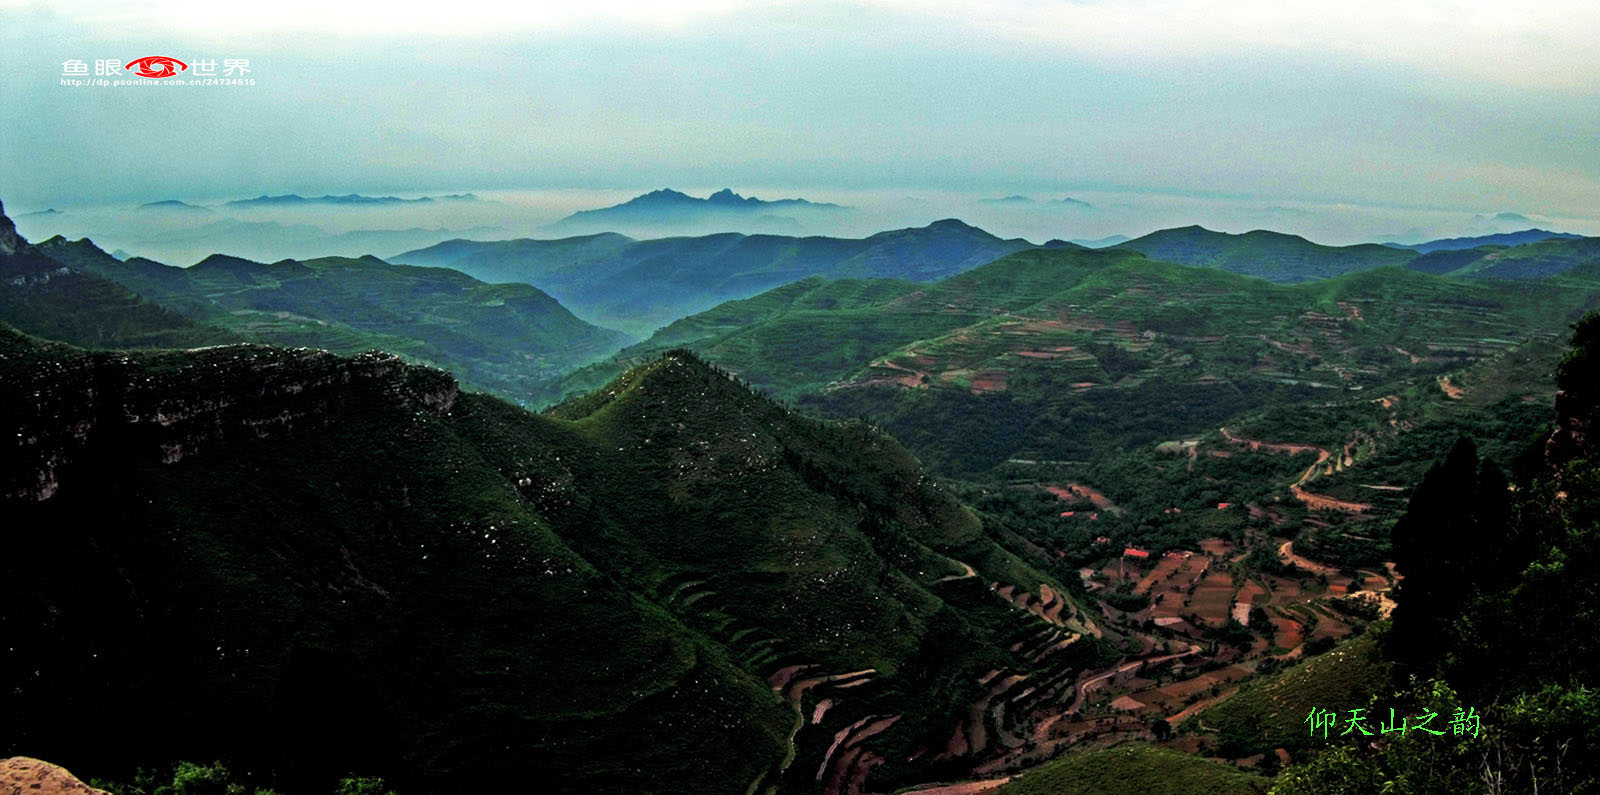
[{"left": 2, "top": 0, "right": 1598, "bottom": 245}]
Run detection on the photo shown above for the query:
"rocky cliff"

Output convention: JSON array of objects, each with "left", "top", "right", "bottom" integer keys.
[
  {"left": 0, "top": 199, "right": 21, "bottom": 257},
  {"left": 3, "top": 331, "right": 458, "bottom": 500}
]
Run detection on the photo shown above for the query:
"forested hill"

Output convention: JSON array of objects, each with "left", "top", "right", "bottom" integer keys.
[{"left": 2, "top": 327, "right": 1101, "bottom": 795}]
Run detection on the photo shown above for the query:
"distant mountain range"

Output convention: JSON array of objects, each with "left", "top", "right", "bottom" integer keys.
[
  {"left": 133, "top": 193, "right": 482, "bottom": 211},
  {"left": 395, "top": 218, "right": 1038, "bottom": 335},
  {"left": 978, "top": 195, "right": 1096, "bottom": 209},
  {"left": 1403, "top": 235, "right": 1600, "bottom": 280},
  {"left": 1115, "top": 226, "right": 1419, "bottom": 281},
  {"left": 557, "top": 240, "right": 1600, "bottom": 481},
  {"left": 7, "top": 191, "right": 1600, "bottom": 794},
  {"left": 1386, "top": 228, "right": 1583, "bottom": 254},
  {"left": 225, "top": 193, "right": 479, "bottom": 208},
  {"left": 38, "top": 234, "right": 626, "bottom": 404},
  {"left": 979, "top": 195, "right": 1035, "bottom": 205},
  {"left": 547, "top": 188, "right": 847, "bottom": 236},
  {"left": 138, "top": 199, "right": 211, "bottom": 212},
  {"left": 0, "top": 199, "right": 234, "bottom": 350},
  {"left": 28, "top": 213, "right": 510, "bottom": 267},
  {"left": 0, "top": 197, "right": 626, "bottom": 405},
  {"left": 397, "top": 219, "right": 1600, "bottom": 338},
  {"left": 1071, "top": 234, "right": 1130, "bottom": 248},
  {"left": 1109, "top": 225, "right": 1598, "bottom": 283}
]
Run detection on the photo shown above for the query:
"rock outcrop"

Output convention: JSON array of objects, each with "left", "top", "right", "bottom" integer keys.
[
  {"left": 4, "top": 335, "right": 459, "bottom": 500},
  {"left": 0, "top": 757, "right": 109, "bottom": 795},
  {"left": 0, "top": 199, "right": 21, "bottom": 256},
  {"left": 1546, "top": 387, "right": 1589, "bottom": 470}
]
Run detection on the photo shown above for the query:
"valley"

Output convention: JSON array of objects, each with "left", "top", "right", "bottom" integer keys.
[
  {"left": 3, "top": 193, "right": 1598, "bottom": 794},
  {"left": 12, "top": 1, "right": 1600, "bottom": 791}
]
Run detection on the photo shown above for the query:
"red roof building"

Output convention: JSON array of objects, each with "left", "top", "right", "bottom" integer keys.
[{"left": 1122, "top": 547, "right": 1150, "bottom": 559}]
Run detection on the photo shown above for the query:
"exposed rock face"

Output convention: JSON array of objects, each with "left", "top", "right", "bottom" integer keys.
[
  {"left": 1546, "top": 387, "right": 1588, "bottom": 470},
  {"left": 0, "top": 199, "right": 20, "bottom": 256},
  {"left": 4, "top": 340, "right": 459, "bottom": 501},
  {"left": 0, "top": 757, "right": 109, "bottom": 795}
]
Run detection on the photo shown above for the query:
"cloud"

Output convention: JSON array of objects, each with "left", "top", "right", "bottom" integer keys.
[
  {"left": 0, "top": 0, "right": 767, "bottom": 36},
  {"left": 876, "top": 0, "right": 1600, "bottom": 92},
  {"left": 8, "top": 0, "right": 1598, "bottom": 91},
  {"left": 2, "top": 0, "right": 1596, "bottom": 228}
]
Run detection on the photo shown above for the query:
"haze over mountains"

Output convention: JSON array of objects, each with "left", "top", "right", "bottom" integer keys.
[
  {"left": 0, "top": 204, "right": 627, "bottom": 406},
  {"left": 6, "top": 191, "right": 1600, "bottom": 794},
  {"left": 395, "top": 218, "right": 1042, "bottom": 335},
  {"left": 547, "top": 188, "right": 848, "bottom": 237},
  {"left": 1384, "top": 228, "right": 1583, "bottom": 253},
  {"left": 1113, "top": 227, "right": 1421, "bottom": 282},
  {"left": 14, "top": 186, "right": 1593, "bottom": 272},
  {"left": 10, "top": 0, "right": 1600, "bottom": 787}
]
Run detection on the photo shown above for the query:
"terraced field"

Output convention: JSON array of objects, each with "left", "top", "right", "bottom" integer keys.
[
  {"left": 838, "top": 261, "right": 1568, "bottom": 402},
  {"left": 881, "top": 531, "right": 1395, "bottom": 792}
]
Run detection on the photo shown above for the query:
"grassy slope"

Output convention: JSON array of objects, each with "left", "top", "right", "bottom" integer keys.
[
  {"left": 530, "top": 247, "right": 1592, "bottom": 567},
  {"left": 393, "top": 220, "right": 1035, "bottom": 335},
  {"left": 996, "top": 744, "right": 1270, "bottom": 795},
  {"left": 35, "top": 236, "right": 629, "bottom": 405},
  {"left": 808, "top": 254, "right": 1585, "bottom": 473},
  {"left": 556, "top": 247, "right": 1143, "bottom": 404},
  {"left": 0, "top": 330, "right": 788, "bottom": 795},
  {"left": 1115, "top": 227, "right": 1418, "bottom": 282},
  {"left": 1201, "top": 632, "right": 1389, "bottom": 757},
  {"left": 532, "top": 354, "right": 1100, "bottom": 792},
  {"left": 1434, "top": 236, "right": 1600, "bottom": 280},
  {"left": 3, "top": 330, "right": 1099, "bottom": 795},
  {"left": 0, "top": 234, "right": 237, "bottom": 350}
]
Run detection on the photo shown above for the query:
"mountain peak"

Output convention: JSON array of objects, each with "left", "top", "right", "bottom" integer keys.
[
  {"left": 34, "top": 235, "right": 114, "bottom": 261},
  {"left": 546, "top": 347, "right": 768, "bottom": 423},
  {"left": 138, "top": 199, "right": 208, "bottom": 211},
  {"left": 980, "top": 195, "right": 1035, "bottom": 204},
  {"left": 192, "top": 253, "right": 270, "bottom": 270},
  {"left": 706, "top": 188, "right": 748, "bottom": 205}
]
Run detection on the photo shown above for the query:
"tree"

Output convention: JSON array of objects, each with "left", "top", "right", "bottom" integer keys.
[
  {"left": 1149, "top": 718, "right": 1173, "bottom": 741},
  {"left": 335, "top": 777, "right": 396, "bottom": 795},
  {"left": 1387, "top": 436, "right": 1511, "bottom": 667}
]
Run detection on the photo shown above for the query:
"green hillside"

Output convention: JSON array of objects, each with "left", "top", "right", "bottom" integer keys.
[
  {"left": 997, "top": 745, "right": 1269, "bottom": 795},
  {"left": 556, "top": 247, "right": 1146, "bottom": 404},
  {"left": 1423, "top": 235, "right": 1600, "bottom": 280},
  {"left": 1115, "top": 227, "right": 1419, "bottom": 282},
  {"left": 34, "top": 235, "right": 629, "bottom": 406},
  {"left": 1265, "top": 316, "right": 1600, "bottom": 794},
  {"left": 2, "top": 327, "right": 1109, "bottom": 795},
  {"left": 706, "top": 249, "right": 1581, "bottom": 472},
  {"left": 530, "top": 245, "right": 1595, "bottom": 575},
  {"left": 0, "top": 200, "right": 237, "bottom": 350},
  {"left": 1201, "top": 632, "right": 1389, "bottom": 758},
  {"left": 393, "top": 219, "right": 1037, "bottom": 335}
]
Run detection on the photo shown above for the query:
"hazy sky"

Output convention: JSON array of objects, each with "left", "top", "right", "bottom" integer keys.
[{"left": 3, "top": 0, "right": 1598, "bottom": 238}]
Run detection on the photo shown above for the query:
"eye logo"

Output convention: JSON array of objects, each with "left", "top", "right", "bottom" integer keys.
[{"left": 125, "top": 56, "right": 187, "bottom": 79}]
